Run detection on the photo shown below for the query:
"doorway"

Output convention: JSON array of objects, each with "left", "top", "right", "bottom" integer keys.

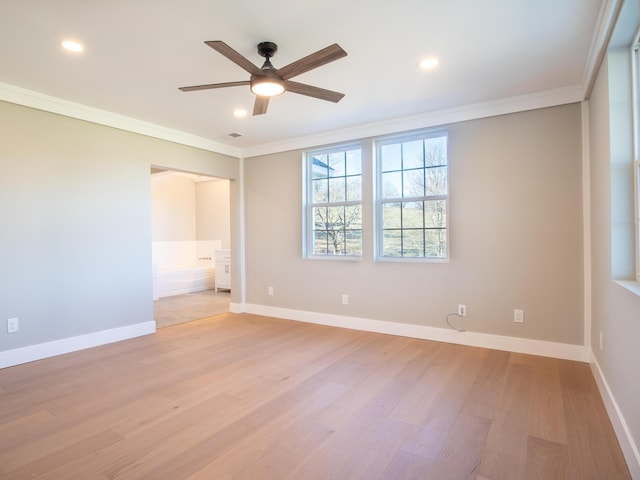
[{"left": 150, "top": 168, "right": 231, "bottom": 328}]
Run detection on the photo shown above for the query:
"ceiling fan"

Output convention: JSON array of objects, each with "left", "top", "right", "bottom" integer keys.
[{"left": 179, "top": 41, "right": 347, "bottom": 115}]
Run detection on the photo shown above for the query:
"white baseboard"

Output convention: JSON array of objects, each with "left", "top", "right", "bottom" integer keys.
[
  {"left": 229, "top": 302, "right": 244, "bottom": 313},
  {"left": 0, "top": 321, "right": 156, "bottom": 369},
  {"left": 590, "top": 349, "right": 640, "bottom": 479},
  {"left": 241, "top": 303, "right": 587, "bottom": 362}
]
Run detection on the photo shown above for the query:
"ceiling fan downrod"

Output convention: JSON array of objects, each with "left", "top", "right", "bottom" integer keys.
[{"left": 257, "top": 42, "right": 278, "bottom": 71}]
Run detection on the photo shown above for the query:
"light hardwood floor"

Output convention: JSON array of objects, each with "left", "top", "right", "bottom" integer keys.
[
  {"left": 0, "top": 313, "right": 630, "bottom": 479},
  {"left": 153, "top": 289, "right": 230, "bottom": 329}
]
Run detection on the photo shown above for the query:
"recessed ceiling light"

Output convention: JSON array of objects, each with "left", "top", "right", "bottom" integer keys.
[
  {"left": 61, "top": 40, "right": 84, "bottom": 53},
  {"left": 233, "top": 108, "right": 247, "bottom": 118},
  {"left": 418, "top": 57, "right": 439, "bottom": 70}
]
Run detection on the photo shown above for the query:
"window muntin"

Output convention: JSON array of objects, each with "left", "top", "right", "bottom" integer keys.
[
  {"left": 376, "top": 131, "right": 448, "bottom": 260},
  {"left": 305, "top": 146, "right": 362, "bottom": 257}
]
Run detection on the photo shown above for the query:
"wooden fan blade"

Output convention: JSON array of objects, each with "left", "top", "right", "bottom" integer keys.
[
  {"left": 284, "top": 80, "right": 345, "bottom": 103},
  {"left": 253, "top": 96, "right": 270, "bottom": 115},
  {"left": 205, "top": 41, "right": 262, "bottom": 75},
  {"left": 179, "top": 81, "right": 250, "bottom": 92},
  {"left": 277, "top": 44, "right": 347, "bottom": 80}
]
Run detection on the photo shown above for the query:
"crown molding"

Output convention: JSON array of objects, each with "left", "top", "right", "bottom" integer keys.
[
  {"left": 581, "top": 0, "right": 624, "bottom": 99},
  {"left": 0, "top": 81, "right": 241, "bottom": 158},
  {"left": 241, "top": 85, "right": 583, "bottom": 158},
  {"left": 1, "top": 80, "right": 583, "bottom": 161}
]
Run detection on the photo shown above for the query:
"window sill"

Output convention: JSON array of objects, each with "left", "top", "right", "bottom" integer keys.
[
  {"left": 375, "top": 256, "right": 450, "bottom": 264},
  {"left": 304, "top": 255, "right": 362, "bottom": 262},
  {"left": 615, "top": 280, "right": 640, "bottom": 297}
]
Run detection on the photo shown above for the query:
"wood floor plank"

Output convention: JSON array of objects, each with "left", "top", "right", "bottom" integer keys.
[
  {"left": 557, "top": 359, "right": 598, "bottom": 393},
  {"left": 128, "top": 375, "right": 349, "bottom": 479},
  {"left": 0, "top": 313, "right": 630, "bottom": 479},
  {"left": 528, "top": 355, "right": 568, "bottom": 445},
  {"left": 2, "top": 430, "right": 123, "bottom": 479},
  {"left": 389, "top": 342, "right": 462, "bottom": 424},
  {"left": 420, "top": 345, "right": 487, "bottom": 424},
  {"left": 338, "top": 416, "right": 413, "bottom": 479},
  {"left": 562, "top": 386, "right": 630, "bottom": 479},
  {"left": 526, "top": 436, "right": 570, "bottom": 480},
  {"left": 461, "top": 349, "right": 510, "bottom": 420},
  {"left": 101, "top": 393, "right": 249, "bottom": 479},
  {"left": 308, "top": 330, "right": 373, "bottom": 368},
  {"left": 313, "top": 334, "right": 414, "bottom": 388},
  {"left": 401, "top": 415, "right": 453, "bottom": 461},
  {"left": 426, "top": 413, "right": 492, "bottom": 480},
  {"left": 314, "top": 342, "right": 423, "bottom": 429},
  {"left": 286, "top": 402, "right": 398, "bottom": 480},
  {"left": 381, "top": 450, "right": 435, "bottom": 479},
  {"left": 24, "top": 393, "right": 243, "bottom": 480},
  {"left": 229, "top": 420, "right": 336, "bottom": 480},
  {"left": 179, "top": 380, "right": 348, "bottom": 479},
  {"left": 0, "top": 413, "right": 122, "bottom": 474},
  {"left": 0, "top": 410, "right": 56, "bottom": 452},
  {"left": 478, "top": 361, "right": 532, "bottom": 480}
]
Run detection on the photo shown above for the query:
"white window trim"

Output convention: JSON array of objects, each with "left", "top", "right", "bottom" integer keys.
[
  {"left": 633, "top": 35, "right": 640, "bottom": 282},
  {"left": 373, "top": 129, "right": 450, "bottom": 262},
  {"left": 302, "top": 143, "right": 363, "bottom": 260}
]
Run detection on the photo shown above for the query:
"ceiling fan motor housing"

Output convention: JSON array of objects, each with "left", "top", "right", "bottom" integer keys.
[{"left": 257, "top": 41, "right": 278, "bottom": 59}]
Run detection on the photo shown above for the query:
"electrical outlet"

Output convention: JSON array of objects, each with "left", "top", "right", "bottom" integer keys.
[
  {"left": 341, "top": 294, "right": 349, "bottom": 305},
  {"left": 268, "top": 286, "right": 274, "bottom": 296},
  {"left": 7, "top": 317, "right": 19, "bottom": 333},
  {"left": 514, "top": 309, "right": 524, "bottom": 323},
  {"left": 458, "top": 304, "right": 466, "bottom": 317}
]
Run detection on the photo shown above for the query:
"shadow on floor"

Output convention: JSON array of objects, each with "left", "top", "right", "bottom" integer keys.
[{"left": 154, "top": 289, "right": 230, "bottom": 328}]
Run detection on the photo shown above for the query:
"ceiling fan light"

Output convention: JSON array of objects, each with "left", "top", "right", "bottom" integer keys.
[
  {"left": 251, "top": 77, "right": 285, "bottom": 97},
  {"left": 418, "top": 56, "right": 439, "bottom": 70},
  {"left": 61, "top": 40, "right": 84, "bottom": 53}
]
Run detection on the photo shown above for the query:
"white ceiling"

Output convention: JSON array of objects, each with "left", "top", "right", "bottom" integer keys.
[{"left": 0, "top": 0, "right": 604, "bottom": 156}]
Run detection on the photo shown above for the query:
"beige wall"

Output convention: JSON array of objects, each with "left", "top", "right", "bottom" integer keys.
[
  {"left": 244, "top": 104, "right": 584, "bottom": 344},
  {"left": 151, "top": 174, "right": 197, "bottom": 241},
  {"left": 0, "top": 100, "right": 239, "bottom": 351},
  {"left": 150, "top": 174, "right": 230, "bottom": 248},
  {"left": 196, "top": 179, "right": 231, "bottom": 248}
]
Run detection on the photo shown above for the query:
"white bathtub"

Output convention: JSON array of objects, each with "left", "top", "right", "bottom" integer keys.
[
  {"left": 152, "top": 240, "right": 221, "bottom": 300},
  {"left": 153, "top": 263, "right": 215, "bottom": 299}
]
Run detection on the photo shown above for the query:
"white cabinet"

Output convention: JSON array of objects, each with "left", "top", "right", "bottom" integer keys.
[{"left": 215, "top": 249, "right": 231, "bottom": 292}]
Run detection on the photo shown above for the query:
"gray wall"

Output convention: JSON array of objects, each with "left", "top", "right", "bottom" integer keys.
[
  {"left": 589, "top": 50, "right": 640, "bottom": 470},
  {"left": 244, "top": 104, "right": 584, "bottom": 344},
  {"left": 0, "top": 100, "right": 239, "bottom": 351}
]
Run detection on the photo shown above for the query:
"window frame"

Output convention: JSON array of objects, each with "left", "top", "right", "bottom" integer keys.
[
  {"left": 374, "top": 129, "right": 450, "bottom": 262},
  {"left": 302, "top": 143, "right": 363, "bottom": 259}
]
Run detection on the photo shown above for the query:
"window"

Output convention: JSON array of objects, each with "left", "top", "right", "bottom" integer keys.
[
  {"left": 375, "top": 131, "right": 448, "bottom": 260},
  {"left": 303, "top": 145, "right": 362, "bottom": 257}
]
